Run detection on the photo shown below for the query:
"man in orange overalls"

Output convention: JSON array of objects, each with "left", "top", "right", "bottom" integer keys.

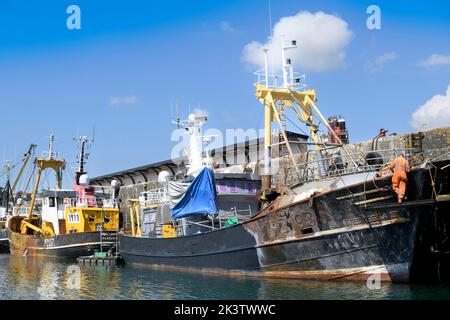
[{"left": 389, "top": 153, "right": 410, "bottom": 203}]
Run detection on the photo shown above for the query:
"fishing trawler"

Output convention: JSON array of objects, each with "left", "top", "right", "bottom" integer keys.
[
  {"left": 7, "top": 135, "right": 119, "bottom": 258},
  {"left": 0, "top": 145, "right": 37, "bottom": 252},
  {"left": 0, "top": 164, "right": 12, "bottom": 252},
  {"left": 119, "top": 36, "right": 450, "bottom": 283}
]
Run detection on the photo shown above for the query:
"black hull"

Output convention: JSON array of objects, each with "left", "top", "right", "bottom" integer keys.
[
  {"left": 0, "top": 229, "right": 8, "bottom": 253},
  {"left": 0, "top": 241, "right": 8, "bottom": 253},
  {"left": 8, "top": 230, "right": 117, "bottom": 258},
  {"left": 120, "top": 217, "right": 418, "bottom": 282},
  {"left": 120, "top": 168, "right": 447, "bottom": 282}
]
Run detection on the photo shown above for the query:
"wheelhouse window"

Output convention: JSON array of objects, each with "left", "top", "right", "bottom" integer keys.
[{"left": 68, "top": 213, "right": 80, "bottom": 223}]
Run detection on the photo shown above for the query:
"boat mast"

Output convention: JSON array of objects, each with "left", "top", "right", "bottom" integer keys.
[
  {"left": 75, "top": 136, "right": 90, "bottom": 183},
  {"left": 256, "top": 34, "right": 309, "bottom": 191},
  {"left": 73, "top": 135, "right": 97, "bottom": 207},
  {"left": 0, "top": 161, "right": 12, "bottom": 212},
  {"left": 173, "top": 112, "right": 209, "bottom": 175},
  {"left": 21, "top": 134, "right": 65, "bottom": 234},
  {"left": 1, "top": 144, "right": 36, "bottom": 212},
  {"left": 78, "top": 137, "right": 87, "bottom": 173},
  {"left": 255, "top": 34, "right": 359, "bottom": 191}
]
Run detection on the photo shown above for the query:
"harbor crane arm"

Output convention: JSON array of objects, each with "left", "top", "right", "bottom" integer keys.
[
  {"left": 11, "top": 144, "right": 37, "bottom": 194},
  {"left": 20, "top": 219, "right": 45, "bottom": 235}
]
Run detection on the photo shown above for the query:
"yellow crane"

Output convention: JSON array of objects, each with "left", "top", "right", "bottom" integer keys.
[{"left": 11, "top": 144, "right": 37, "bottom": 195}]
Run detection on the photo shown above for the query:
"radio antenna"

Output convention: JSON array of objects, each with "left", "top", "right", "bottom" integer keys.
[
  {"left": 92, "top": 124, "right": 96, "bottom": 144},
  {"left": 268, "top": 0, "right": 273, "bottom": 38},
  {"left": 176, "top": 99, "right": 180, "bottom": 128}
]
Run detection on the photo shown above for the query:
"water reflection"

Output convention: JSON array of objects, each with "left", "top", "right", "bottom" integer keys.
[
  {"left": 37, "top": 262, "right": 58, "bottom": 299},
  {"left": 0, "top": 254, "right": 449, "bottom": 300}
]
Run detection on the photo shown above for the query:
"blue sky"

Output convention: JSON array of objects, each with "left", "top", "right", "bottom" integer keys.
[{"left": 0, "top": 0, "right": 449, "bottom": 186}]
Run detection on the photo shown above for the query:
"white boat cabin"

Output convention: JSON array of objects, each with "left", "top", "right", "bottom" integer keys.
[{"left": 41, "top": 189, "right": 77, "bottom": 235}]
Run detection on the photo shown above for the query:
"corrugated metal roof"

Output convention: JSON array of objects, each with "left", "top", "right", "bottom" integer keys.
[{"left": 90, "top": 131, "right": 308, "bottom": 183}]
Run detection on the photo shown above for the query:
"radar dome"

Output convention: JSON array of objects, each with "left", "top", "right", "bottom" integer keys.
[
  {"left": 111, "top": 179, "right": 120, "bottom": 189},
  {"left": 79, "top": 174, "right": 90, "bottom": 186},
  {"left": 158, "top": 171, "right": 170, "bottom": 183}
]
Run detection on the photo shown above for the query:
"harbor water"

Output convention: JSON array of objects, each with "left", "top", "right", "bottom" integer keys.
[{"left": 1, "top": 254, "right": 449, "bottom": 300}]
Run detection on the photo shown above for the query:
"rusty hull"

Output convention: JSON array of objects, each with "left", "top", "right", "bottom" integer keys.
[{"left": 119, "top": 166, "right": 446, "bottom": 283}]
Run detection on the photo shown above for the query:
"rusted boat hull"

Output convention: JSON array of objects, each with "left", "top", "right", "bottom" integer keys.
[
  {"left": 120, "top": 168, "right": 447, "bottom": 283},
  {"left": 120, "top": 217, "right": 417, "bottom": 282},
  {"left": 7, "top": 230, "right": 117, "bottom": 258}
]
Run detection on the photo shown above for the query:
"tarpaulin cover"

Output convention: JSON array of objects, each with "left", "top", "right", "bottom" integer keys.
[
  {"left": 168, "top": 181, "right": 190, "bottom": 208},
  {"left": 171, "top": 167, "right": 217, "bottom": 219}
]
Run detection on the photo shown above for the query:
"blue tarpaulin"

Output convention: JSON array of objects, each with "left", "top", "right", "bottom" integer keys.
[{"left": 171, "top": 167, "right": 217, "bottom": 219}]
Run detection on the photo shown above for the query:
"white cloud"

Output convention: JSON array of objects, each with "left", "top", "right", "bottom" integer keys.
[
  {"left": 109, "top": 95, "right": 138, "bottom": 106},
  {"left": 364, "top": 52, "right": 398, "bottom": 73},
  {"left": 419, "top": 54, "right": 450, "bottom": 67},
  {"left": 241, "top": 11, "right": 353, "bottom": 72},
  {"left": 219, "top": 21, "right": 236, "bottom": 33},
  {"left": 411, "top": 84, "right": 450, "bottom": 130}
]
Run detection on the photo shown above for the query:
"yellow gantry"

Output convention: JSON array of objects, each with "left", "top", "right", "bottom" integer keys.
[
  {"left": 255, "top": 83, "right": 320, "bottom": 181},
  {"left": 128, "top": 199, "right": 142, "bottom": 237},
  {"left": 21, "top": 157, "right": 65, "bottom": 234},
  {"left": 255, "top": 83, "right": 320, "bottom": 148},
  {"left": 255, "top": 83, "right": 359, "bottom": 177}
]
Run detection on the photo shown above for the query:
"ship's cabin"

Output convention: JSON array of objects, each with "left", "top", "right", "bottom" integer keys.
[
  {"left": 8, "top": 188, "right": 119, "bottom": 237},
  {"left": 42, "top": 189, "right": 119, "bottom": 235},
  {"left": 41, "top": 189, "right": 76, "bottom": 235}
]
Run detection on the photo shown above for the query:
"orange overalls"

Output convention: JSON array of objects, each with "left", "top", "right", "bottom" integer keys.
[{"left": 389, "top": 156, "right": 410, "bottom": 203}]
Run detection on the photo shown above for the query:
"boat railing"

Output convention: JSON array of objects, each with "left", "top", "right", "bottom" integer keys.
[
  {"left": 139, "top": 188, "right": 169, "bottom": 208},
  {"left": 72, "top": 196, "right": 98, "bottom": 208},
  {"left": 175, "top": 219, "right": 215, "bottom": 236},
  {"left": 254, "top": 68, "right": 307, "bottom": 89},
  {"left": 169, "top": 206, "right": 253, "bottom": 237},
  {"left": 11, "top": 206, "right": 30, "bottom": 217},
  {"left": 273, "top": 147, "right": 420, "bottom": 187},
  {"left": 67, "top": 196, "right": 95, "bottom": 208},
  {"left": 101, "top": 198, "right": 117, "bottom": 209},
  {"left": 67, "top": 197, "right": 117, "bottom": 209},
  {"left": 216, "top": 206, "right": 253, "bottom": 229}
]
